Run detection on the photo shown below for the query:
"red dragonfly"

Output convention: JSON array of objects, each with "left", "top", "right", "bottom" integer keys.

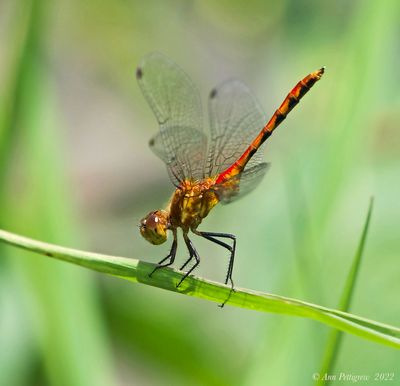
[{"left": 137, "top": 53, "right": 324, "bottom": 295}]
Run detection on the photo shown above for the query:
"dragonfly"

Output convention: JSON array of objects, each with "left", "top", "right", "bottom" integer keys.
[{"left": 137, "top": 52, "right": 324, "bottom": 301}]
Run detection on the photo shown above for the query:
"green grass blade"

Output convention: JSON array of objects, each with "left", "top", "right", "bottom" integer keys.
[
  {"left": 1, "top": 228, "right": 399, "bottom": 349},
  {"left": 0, "top": 2, "right": 115, "bottom": 385},
  {"left": 0, "top": 1, "right": 34, "bottom": 180},
  {"left": 0, "top": 3, "right": 41, "bottom": 385},
  {"left": 339, "top": 198, "right": 374, "bottom": 311},
  {"left": 317, "top": 198, "right": 374, "bottom": 385}
]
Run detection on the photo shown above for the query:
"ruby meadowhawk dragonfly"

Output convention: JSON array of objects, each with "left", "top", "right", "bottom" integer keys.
[{"left": 136, "top": 52, "right": 324, "bottom": 301}]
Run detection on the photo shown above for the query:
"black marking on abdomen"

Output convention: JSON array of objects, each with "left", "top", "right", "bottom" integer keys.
[
  {"left": 298, "top": 81, "right": 310, "bottom": 98},
  {"left": 248, "top": 147, "right": 257, "bottom": 158},
  {"left": 287, "top": 94, "right": 299, "bottom": 110},
  {"left": 274, "top": 111, "right": 286, "bottom": 126}
]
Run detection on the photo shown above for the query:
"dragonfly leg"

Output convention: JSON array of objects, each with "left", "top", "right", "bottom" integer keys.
[
  {"left": 196, "top": 231, "right": 236, "bottom": 288},
  {"left": 195, "top": 231, "right": 236, "bottom": 307},
  {"left": 149, "top": 237, "right": 177, "bottom": 277},
  {"left": 179, "top": 249, "right": 194, "bottom": 271},
  {"left": 176, "top": 234, "right": 200, "bottom": 288}
]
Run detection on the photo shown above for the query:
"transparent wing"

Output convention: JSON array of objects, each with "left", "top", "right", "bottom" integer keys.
[
  {"left": 148, "top": 127, "right": 207, "bottom": 185},
  {"left": 206, "top": 79, "right": 267, "bottom": 178},
  {"left": 211, "top": 162, "right": 270, "bottom": 204},
  {"left": 137, "top": 52, "right": 207, "bottom": 184}
]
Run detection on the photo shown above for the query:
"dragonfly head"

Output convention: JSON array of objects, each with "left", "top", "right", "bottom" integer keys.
[{"left": 139, "top": 210, "right": 170, "bottom": 245}]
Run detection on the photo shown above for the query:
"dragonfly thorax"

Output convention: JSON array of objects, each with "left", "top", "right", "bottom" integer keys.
[{"left": 169, "top": 178, "right": 219, "bottom": 232}]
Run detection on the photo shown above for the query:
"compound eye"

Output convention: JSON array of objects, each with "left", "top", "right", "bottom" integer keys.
[
  {"left": 139, "top": 210, "right": 168, "bottom": 245},
  {"left": 146, "top": 214, "right": 159, "bottom": 228}
]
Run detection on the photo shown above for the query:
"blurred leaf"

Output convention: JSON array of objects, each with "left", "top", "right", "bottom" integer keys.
[
  {"left": 0, "top": 2, "right": 45, "bottom": 384},
  {"left": 317, "top": 198, "right": 374, "bottom": 385},
  {"left": 1, "top": 228, "right": 399, "bottom": 349},
  {"left": 103, "top": 287, "right": 238, "bottom": 386},
  {"left": 0, "top": 1, "right": 33, "bottom": 176},
  {"left": 0, "top": 1, "right": 115, "bottom": 385},
  {"left": 314, "top": 0, "right": 400, "bottom": 227}
]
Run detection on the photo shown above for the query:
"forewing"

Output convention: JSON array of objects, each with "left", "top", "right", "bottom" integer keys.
[
  {"left": 137, "top": 52, "right": 207, "bottom": 184},
  {"left": 149, "top": 127, "right": 207, "bottom": 185},
  {"left": 212, "top": 162, "right": 270, "bottom": 204},
  {"left": 207, "top": 79, "right": 267, "bottom": 177}
]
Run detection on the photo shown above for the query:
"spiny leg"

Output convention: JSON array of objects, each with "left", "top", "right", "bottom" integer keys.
[
  {"left": 179, "top": 248, "right": 194, "bottom": 271},
  {"left": 195, "top": 231, "right": 236, "bottom": 307},
  {"left": 179, "top": 229, "right": 195, "bottom": 271},
  {"left": 176, "top": 234, "right": 200, "bottom": 288},
  {"left": 196, "top": 231, "right": 236, "bottom": 288},
  {"left": 149, "top": 236, "right": 177, "bottom": 277}
]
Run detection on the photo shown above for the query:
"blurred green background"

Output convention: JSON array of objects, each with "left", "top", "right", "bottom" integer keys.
[{"left": 1, "top": 0, "right": 399, "bottom": 385}]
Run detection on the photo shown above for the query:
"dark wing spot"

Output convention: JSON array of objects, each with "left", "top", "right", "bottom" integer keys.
[
  {"left": 136, "top": 67, "right": 143, "bottom": 80},
  {"left": 209, "top": 88, "right": 217, "bottom": 99},
  {"left": 149, "top": 138, "right": 155, "bottom": 146}
]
